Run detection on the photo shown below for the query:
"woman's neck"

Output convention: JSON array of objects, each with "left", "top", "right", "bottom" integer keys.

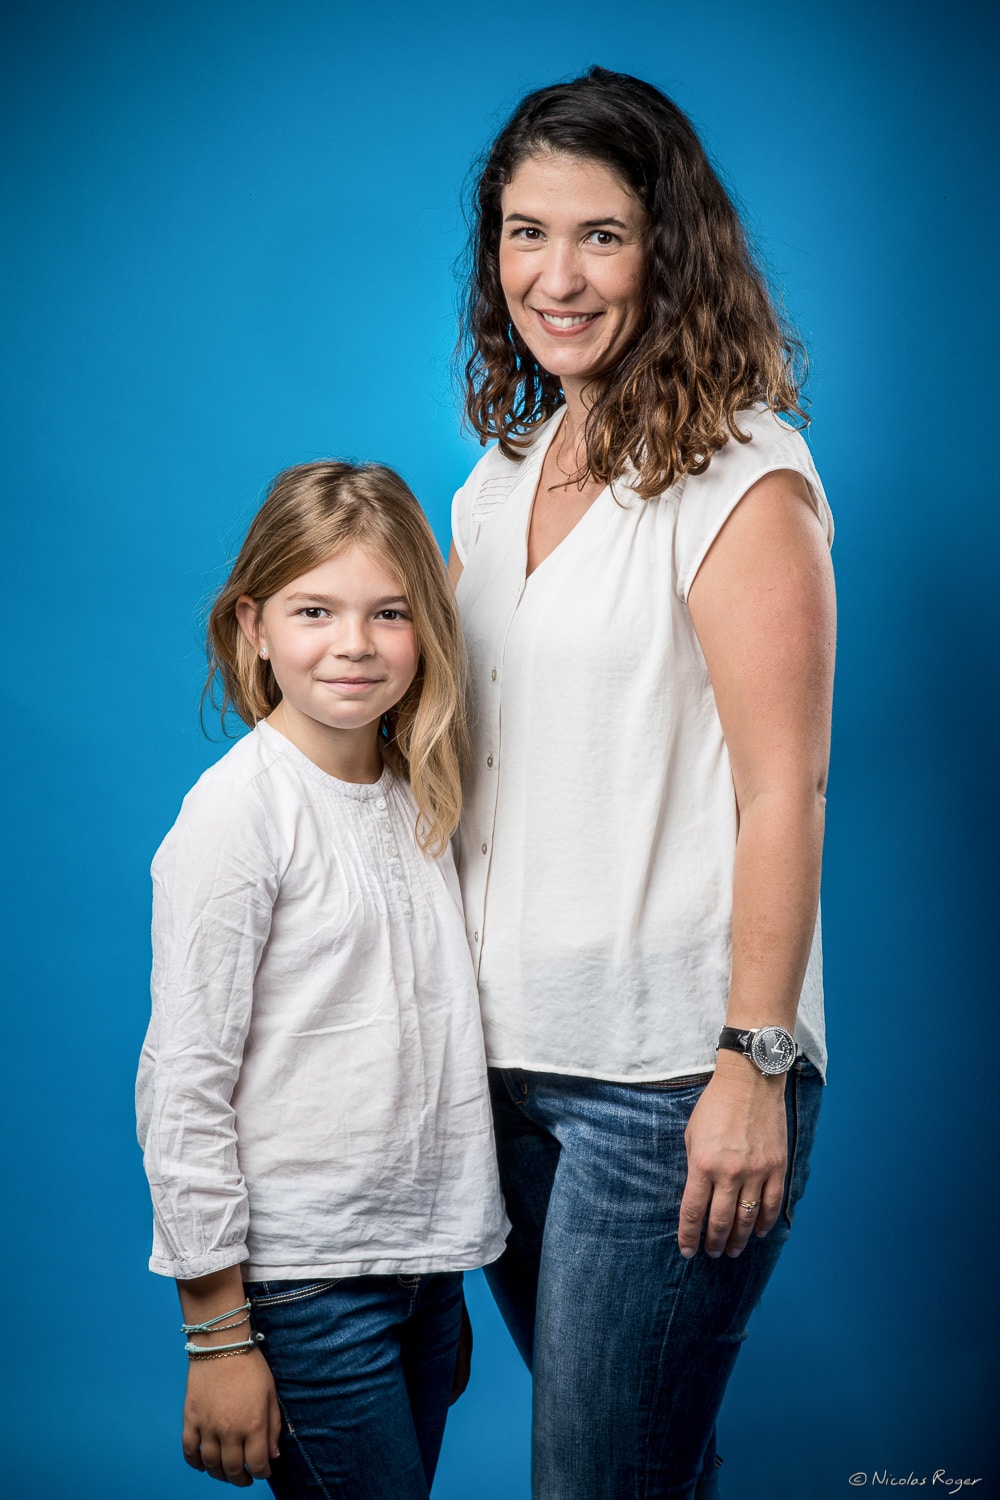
[{"left": 554, "top": 384, "right": 593, "bottom": 482}]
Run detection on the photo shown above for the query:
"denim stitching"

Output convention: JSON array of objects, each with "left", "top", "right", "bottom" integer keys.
[
  {"left": 630, "top": 1072, "right": 713, "bottom": 1091},
  {"left": 274, "top": 1392, "right": 335, "bottom": 1500},
  {"left": 248, "top": 1280, "right": 340, "bottom": 1309}
]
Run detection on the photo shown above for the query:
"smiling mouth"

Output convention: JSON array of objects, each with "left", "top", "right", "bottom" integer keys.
[{"left": 537, "top": 311, "right": 600, "bottom": 330}]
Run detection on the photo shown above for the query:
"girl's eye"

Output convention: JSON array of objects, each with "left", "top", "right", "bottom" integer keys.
[
  {"left": 299, "top": 607, "right": 329, "bottom": 619},
  {"left": 376, "top": 609, "right": 410, "bottom": 622}
]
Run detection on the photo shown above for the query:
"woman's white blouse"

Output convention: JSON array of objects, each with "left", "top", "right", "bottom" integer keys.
[
  {"left": 136, "top": 721, "right": 508, "bottom": 1281},
  {"left": 452, "top": 406, "right": 833, "bottom": 1083}
]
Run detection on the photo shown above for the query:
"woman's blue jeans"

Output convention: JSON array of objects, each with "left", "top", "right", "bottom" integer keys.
[
  {"left": 485, "top": 1060, "right": 823, "bottom": 1500},
  {"left": 245, "top": 1272, "right": 463, "bottom": 1499}
]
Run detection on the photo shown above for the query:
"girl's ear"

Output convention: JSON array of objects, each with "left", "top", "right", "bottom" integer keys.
[{"left": 236, "top": 595, "right": 263, "bottom": 653}]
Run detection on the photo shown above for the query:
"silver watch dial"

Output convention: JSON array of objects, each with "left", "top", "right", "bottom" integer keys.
[{"left": 750, "top": 1026, "right": 796, "bottom": 1075}]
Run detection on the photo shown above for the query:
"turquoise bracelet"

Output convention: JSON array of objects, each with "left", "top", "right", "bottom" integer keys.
[{"left": 180, "top": 1300, "right": 252, "bottom": 1335}]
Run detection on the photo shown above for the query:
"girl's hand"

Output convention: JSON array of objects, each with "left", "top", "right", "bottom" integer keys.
[
  {"left": 677, "top": 1055, "right": 787, "bottom": 1259},
  {"left": 182, "top": 1350, "right": 282, "bottom": 1485}
]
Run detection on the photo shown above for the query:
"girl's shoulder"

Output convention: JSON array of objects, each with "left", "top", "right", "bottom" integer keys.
[{"left": 154, "top": 726, "right": 287, "bottom": 871}]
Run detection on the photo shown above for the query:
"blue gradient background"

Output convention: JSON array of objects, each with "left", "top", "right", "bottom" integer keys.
[{"left": 3, "top": 2, "right": 997, "bottom": 1495}]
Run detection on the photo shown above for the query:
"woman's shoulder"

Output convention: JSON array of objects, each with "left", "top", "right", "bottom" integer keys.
[
  {"left": 451, "top": 413, "right": 562, "bottom": 562},
  {"left": 683, "top": 407, "right": 828, "bottom": 517},
  {"left": 674, "top": 406, "right": 832, "bottom": 599},
  {"left": 706, "top": 406, "right": 816, "bottom": 477}
]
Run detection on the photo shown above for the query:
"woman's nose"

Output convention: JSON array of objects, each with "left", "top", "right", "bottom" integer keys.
[{"left": 537, "top": 241, "right": 586, "bottom": 300}]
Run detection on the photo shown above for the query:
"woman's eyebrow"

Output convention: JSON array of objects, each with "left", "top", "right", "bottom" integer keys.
[{"left": 502, "top": 212, "right": 630, "bottom": 229}]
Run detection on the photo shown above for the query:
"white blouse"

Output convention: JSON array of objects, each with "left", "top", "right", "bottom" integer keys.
[
  {"left": 452, "top": 406, "right": 833, "bottom": 1083},
  {"left": 137, "top": 721, "right": 507, "bottom": 1281}
]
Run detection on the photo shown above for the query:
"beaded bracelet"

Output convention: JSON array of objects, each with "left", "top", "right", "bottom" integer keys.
[
  {"left": 185, "top": 1332, "right": 265, "bottom": 1360},
  {"left": 180, "top": 1300, "right": 252, "bottom": 1335},
  {"left": 188, "top": 1344, "right": 263, "bottom": 1362}
]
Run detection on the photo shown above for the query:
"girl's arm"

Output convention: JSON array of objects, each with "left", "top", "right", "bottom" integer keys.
[
  {"left": 682, "top": 468, "right": 836, "bottom": 1259},
  {"left": 139, "top": 776, "right": 277, "bottom": 1280},
  {"left": 178, "top": 1267, "right": 282, "bottom": 1486}
]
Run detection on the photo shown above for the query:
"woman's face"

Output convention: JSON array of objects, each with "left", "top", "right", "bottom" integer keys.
[{"left": 498, "top": 152, "right": 646, "bottom": 396}]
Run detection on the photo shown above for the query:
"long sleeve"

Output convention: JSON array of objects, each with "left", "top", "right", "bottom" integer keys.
[{"left": 136, "top": 773, "right": 278, "bottom": 1278}]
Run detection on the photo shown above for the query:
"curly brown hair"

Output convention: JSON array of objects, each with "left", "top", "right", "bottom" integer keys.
[
  {"left": 204, "top": 462, "right": 468, "bottom": 856},
  {"left": 461, "top": 67, "right": 807, "bottom": 499}
]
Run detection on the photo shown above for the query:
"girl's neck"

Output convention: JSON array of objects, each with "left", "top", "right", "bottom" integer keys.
[{"left": 266, "top": 703, "right": 384, "bottom": 785}]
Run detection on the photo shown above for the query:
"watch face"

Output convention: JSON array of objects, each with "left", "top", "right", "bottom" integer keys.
[{"left": 750, "top": 1027, "right": 796, "bottom": 1075}]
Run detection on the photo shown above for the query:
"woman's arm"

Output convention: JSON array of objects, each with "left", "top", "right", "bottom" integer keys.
[
  {"left": 681, "top": 468, "right": 836, "bottom": 1259},
  {"left": 178, "top": 1267, "right": 282, "bottom": 1486},
  {"left": 447, "top": 542, "right": 464, "bottom": 587}
]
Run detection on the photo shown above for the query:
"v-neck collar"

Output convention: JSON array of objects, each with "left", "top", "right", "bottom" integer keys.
[{"left": 518, "top": 408, "right": 613, "bottom": 583}]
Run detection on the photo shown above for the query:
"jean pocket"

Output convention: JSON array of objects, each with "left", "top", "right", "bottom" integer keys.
[
  {"left": 781, "top": 1063, "right": 823, "bottom": 1228},
  {"left": 630, "top": 1072, "right": 713, "bottom": 1091},
  {"left": 245, "top": 1279, "right": 341, "bottom": 1308}
]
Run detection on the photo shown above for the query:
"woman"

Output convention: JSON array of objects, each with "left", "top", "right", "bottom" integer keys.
[{"left": 448, "top": 68, "right": 835, "bottom": 1499}]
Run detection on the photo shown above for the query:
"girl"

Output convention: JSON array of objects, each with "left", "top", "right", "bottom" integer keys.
[{"left": 137, "top": 460, "right": 507, "bottom": 1497}]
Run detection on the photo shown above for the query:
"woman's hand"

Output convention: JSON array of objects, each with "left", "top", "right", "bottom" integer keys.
[
  {"left": 182, "top": 1350, "right": 282, "bottom": 1485},
  {"left": 677, "top": 1053, "right": 787, "bottom": 1258}
]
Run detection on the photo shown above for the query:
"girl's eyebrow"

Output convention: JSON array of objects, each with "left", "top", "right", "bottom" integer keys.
[{"left": 285, "top": 592, "right": 409, "bottom": 608}]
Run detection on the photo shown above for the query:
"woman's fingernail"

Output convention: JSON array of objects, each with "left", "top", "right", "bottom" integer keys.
[{"left": 679, "top": 1246, "right": 696, "bottom": 1259}]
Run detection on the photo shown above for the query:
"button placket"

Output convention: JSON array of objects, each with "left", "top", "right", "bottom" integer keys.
[{"left": 369, "top": 790, "right": 410, "bottom": 909}]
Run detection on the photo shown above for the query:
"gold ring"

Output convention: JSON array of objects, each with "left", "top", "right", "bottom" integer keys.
[{"left": 739, "top": 1199, "right": 761, "bottom": 1214}]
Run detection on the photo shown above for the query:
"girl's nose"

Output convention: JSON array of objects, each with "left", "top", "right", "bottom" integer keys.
[{"left": 336, "top": 617, "right": 375, "bottom": 657}]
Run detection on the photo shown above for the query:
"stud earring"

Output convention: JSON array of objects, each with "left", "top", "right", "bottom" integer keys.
[{"left": 260, "top": 647, "right": 268, "bottom": 659}]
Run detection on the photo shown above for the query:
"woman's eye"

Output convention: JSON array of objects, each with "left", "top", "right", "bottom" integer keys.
[
  {"left": 511, "top": 226, "right": 542, "bottom": 241},
  {"left": 588, "top": 230, "right": 620, "bottom": 246}
]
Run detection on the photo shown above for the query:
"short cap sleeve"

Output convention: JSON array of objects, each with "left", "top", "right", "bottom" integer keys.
[{"left": 674, "top": 409, "right": 833, "bottom": 603}]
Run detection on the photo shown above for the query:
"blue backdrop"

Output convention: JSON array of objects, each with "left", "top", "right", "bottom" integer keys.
[{"left": 3, "top": 1, "right": 997, "bottom": 1495}]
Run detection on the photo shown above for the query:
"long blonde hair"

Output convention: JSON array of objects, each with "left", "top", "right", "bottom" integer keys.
[{"left": 205, "top": 461, "right": 468, "bottom": 856}]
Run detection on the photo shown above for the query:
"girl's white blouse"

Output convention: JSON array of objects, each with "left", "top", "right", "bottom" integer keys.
[
  {"left": 452, "top": 406, "right": 834, "bottom": 1083},
  {"left": 137, "top": 721, "right": 508, "bottom": 1281}
]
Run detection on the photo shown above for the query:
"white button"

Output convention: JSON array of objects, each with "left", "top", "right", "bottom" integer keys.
[
  {"left": 391, "top": 865, "right": 403, "bottom": 878},
  {"left": 487, "top": 754, "right": 494, "bottom": 767},
  {"left": 481, "top": 843, "right": 488, "bottom": 855},
  {"left": 491, "top": 668, "right": 497, "bottom": 681},
  {"left": 375, "top": 798, "right": 387, "bottom": 811},
  {"left": 473, "top": 931, "right": 479, "bottom": 942},
  {"left": 388, "top": 844, "right": 399, "bottom": 857}
]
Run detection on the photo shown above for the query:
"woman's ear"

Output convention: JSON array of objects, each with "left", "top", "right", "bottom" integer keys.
[{"left": 236, "top": 595, "right": 264, "bottom": 655}]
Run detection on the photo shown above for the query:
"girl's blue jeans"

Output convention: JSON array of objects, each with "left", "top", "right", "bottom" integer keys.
[
  {"left": 245, "top": 1271, "right": 463, "bottom": 1499},
  {"left": 485, "top": 1060, "right": 823, "bottom": 1500}
]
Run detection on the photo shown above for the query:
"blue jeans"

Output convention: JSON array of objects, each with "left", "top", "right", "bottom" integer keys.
[
  {"left": 245, "top": 1272, "right": 464, "bottom": 1499},
  {"left": 485, "top": 1060, "right": 823, "bottom": 1500}
]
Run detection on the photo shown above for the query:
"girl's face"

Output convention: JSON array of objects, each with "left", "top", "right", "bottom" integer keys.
[
  {"left": 498, "top": 152, "right": 646, "bottom": 399},
  {"left": 237, "top": 544, "right": 419, "bottom": 781}
]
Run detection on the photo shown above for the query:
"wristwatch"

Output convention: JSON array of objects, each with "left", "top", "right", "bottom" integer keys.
[{"left": 717, "top": 1025, "right": 797, "bottom": 1077}]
